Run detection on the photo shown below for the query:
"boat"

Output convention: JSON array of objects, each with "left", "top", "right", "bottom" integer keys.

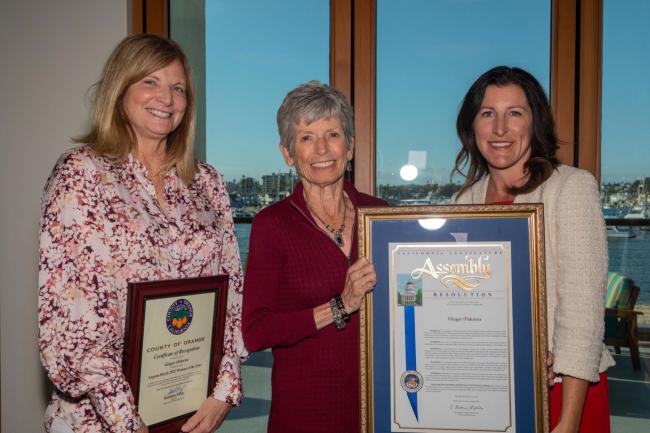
[
  {"left": 398, "top": 198, "right": 431, "bottom": 206},
  {"left": 624, "top": 205, "right": 650, "bottom": 220},
  {"left": 607, "top": 226, "right": 636, "bottom": 239}
]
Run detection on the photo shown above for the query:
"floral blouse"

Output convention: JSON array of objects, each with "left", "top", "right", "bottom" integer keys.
[{"left": 38, "top": 146, "right": 246, "bottom": 433}]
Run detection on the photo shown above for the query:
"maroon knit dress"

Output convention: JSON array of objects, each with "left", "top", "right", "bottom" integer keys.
[{"left": 242, "top": 181, "right": 386, "bottom": 433}]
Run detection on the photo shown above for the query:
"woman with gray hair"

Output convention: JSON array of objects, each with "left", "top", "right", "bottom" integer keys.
[{"left": 242, "top": 81, "right": 386, "bottom": 433}]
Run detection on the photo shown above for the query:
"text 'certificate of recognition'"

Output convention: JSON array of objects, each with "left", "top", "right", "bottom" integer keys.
[
  {"left": 389, "top": 243, "right": 515, "bottom": 432},
  {"left": 138, "top": 292, "right": 215, "bottom": 426}
]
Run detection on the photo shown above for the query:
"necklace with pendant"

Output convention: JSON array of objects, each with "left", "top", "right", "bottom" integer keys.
[{"left": 308, "top": 201, "right": 347, "bottom": 247}]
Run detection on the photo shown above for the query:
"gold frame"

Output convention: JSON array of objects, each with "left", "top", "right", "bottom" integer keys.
[{"left": 358, "top": 204, "right": 548, "bottom": 433}]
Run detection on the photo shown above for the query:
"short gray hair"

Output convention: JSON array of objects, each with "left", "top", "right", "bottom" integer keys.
[{"left": 277, "top": 81, "right": 354, "bottom": 154}]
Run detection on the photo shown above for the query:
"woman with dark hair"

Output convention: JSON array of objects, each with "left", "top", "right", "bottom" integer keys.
[
  {"left": 454, "top": 66, "right": 560, "bottom": 197},
  {"left": 38, "top": 34, "right": 246, "bottom": 433},
  {"left": 453, "top": 66, "right": 614, "bottom": 433},
  {"left": 242, "top": 81, "right": 386, "bottom": 433}
]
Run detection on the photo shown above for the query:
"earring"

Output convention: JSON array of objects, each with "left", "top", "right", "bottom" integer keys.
[
  {"left": 346, "top": 161, "right": 352, "bottom": 172},
  {"left": 289, "top": 166, "right": 294, "bottom": 177}
]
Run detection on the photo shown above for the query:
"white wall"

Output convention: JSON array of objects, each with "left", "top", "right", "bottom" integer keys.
[{"left": 0, "top": 1, "right": 128, "bottom": 431}]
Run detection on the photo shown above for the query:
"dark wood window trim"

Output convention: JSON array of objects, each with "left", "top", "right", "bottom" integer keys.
[
  {"left": 132, "top": 0, "right": 168, "bottom": 36},
  {"left": 352, "top": 0, "right": 376, "bottom": 195},
  {"left": 552, "top": 0, "right": 578, "bottom": 167},
  {"left": 331, "top": 0, "right": 353, "bottom": 102},
  {"left": 552, "top": 0, "right": 603, "bottom": 179},
  {"left": 577, "top": 0, "right": 603, "bottom": 180}
]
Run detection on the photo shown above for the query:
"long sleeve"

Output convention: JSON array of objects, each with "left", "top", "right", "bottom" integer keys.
[
  {"left": 551, "top": 170, "right": 608, "bottom": 382},
  {"left": 38, "top": 154, "right": 142, "bottom": 432},
  {"left": 452, "top": 167, "right": 612, "bottom": 381},
  {"left": 242, "top": 212, "right": 320, "bottom": 353},
  {"left": 209, "top": 173, "right": 248, "bottom": 406}
]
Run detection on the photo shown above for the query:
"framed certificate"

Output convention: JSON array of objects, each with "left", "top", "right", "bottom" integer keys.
[
  {"left": 123, "top": 276, "right": 229, "bottom": 433},
  {"left": 358, "top": 205, "right": 548, "bottom": 433}
]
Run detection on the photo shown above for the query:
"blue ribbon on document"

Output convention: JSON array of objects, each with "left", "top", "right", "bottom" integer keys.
[{"left": 404, "top": 304, "right": 419, "bottom": 420}]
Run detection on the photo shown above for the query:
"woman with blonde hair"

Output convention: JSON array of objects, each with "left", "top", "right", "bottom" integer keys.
[{"left": 38, "top": 34, "right": 246, "bottom": 433}]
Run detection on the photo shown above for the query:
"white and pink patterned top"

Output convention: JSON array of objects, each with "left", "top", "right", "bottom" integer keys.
[{"left": 38, "top": 146, "right": 246, "bottom": 433}]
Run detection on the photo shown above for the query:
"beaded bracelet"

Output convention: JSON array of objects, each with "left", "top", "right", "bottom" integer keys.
[
  {"left": 330, "top": 296, "right": 347, "bottom": 330},
  {"left": 334, "top": 294, "right": 351, "bottom": 322}
]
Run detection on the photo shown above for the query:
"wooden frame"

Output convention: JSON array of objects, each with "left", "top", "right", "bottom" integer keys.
[
  {"left": 605, "top": 283, "right": 642, "bottom": 370},
  {"left": 123, "top": 276, "right": 228, "bottom": 433}
]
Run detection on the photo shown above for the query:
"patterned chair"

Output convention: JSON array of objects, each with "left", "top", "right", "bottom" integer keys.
[{"left": 604, "top": 272, "right": 642, "bottom": 370}]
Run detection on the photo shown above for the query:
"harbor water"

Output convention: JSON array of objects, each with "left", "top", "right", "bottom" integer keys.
[
  {"left": 607, "top": 229, "right": 650, "bottom": 305},
  {"left": 235, "top": 223, "right": 650, "bottom": 315}
]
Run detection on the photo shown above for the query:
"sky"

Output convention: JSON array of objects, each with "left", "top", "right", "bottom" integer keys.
[
  {"left": 201, "top": 0, "right": 648, "bottom": 185},
  {"left": 205, "top": 0, "right": 329, "bottom": 182},
  {"left": 601, "top": 0, "right": 650, "bottom": 182}
]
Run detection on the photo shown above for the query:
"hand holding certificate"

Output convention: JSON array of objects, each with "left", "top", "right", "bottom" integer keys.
[
  {"left": 123, "top": 276, "right": 229, "bottom": 433},
  {"left": 358, "top": 205, "right": 549, "bottom": 433}
]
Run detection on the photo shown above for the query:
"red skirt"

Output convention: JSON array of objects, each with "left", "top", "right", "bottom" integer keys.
[{"left": 550, "top": 372, "right": 610, "bottom": 433}]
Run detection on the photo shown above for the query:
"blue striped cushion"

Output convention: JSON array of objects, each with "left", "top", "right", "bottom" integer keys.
[{"left": 605, "top": 272, "right": 633, "bottom": 309}]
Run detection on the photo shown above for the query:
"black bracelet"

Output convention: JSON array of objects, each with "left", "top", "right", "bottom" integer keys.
[
  {"left": 330, "top": 297, "right": 347, "bottom": 330},
  {"left": 334, "top": 294, "right": 350, "bottom": 322}
]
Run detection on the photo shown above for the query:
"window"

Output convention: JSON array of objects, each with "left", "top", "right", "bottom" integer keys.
[
  {"left": 141, "top": 1, "right": 650, "bottom": 431},
  {"left": 601, "top": 0, "right": 650, "bottom": 324},
  {"left": 171, "top": 0, "right": 330, "bottom": 265},
  {"left": 170, "top": 2, "right": 330, "bottom": 430},
  {"left": 375, "top": 0, "right": 551, "bottom": 203}
]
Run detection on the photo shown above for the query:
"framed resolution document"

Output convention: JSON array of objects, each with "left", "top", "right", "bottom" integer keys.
[
  {"left": 358, "top": 205, "right": 548, "bottom": 433},
  {"left": 123, "top": 276, "right": 228, "bottom": 433}
]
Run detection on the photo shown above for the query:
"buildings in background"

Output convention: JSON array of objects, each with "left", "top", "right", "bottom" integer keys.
[
  {"left": 602, "top": 177, "right": 650, "bottom": 219},
  {"left": 227, "top": 171, "right": 649, "bottom": 219}
]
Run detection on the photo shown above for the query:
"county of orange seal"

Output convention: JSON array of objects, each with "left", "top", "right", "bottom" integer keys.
[{"left": 166, "top": 298, "right": 193, "bottom": 335}]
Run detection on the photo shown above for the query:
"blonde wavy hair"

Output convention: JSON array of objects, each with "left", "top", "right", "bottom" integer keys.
[{"left": 76, "top": 34, "right": 197, "bottom": 184}]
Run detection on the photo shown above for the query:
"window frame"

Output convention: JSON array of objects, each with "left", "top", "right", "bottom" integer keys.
[
  {"left": 134, "top": 0, "right": 603, "bottom": 193},
  {"left": 132, "top": 0, "right": 168, "bottom": 36}
]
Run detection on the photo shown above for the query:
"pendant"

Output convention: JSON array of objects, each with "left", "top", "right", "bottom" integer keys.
[{"left": 334, "top": 233, "right": 345, "bottom": 247}]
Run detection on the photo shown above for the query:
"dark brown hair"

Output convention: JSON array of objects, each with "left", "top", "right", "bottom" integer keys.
[{"left": 453, "top": 66, "right": 560, "bottom": 196}]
